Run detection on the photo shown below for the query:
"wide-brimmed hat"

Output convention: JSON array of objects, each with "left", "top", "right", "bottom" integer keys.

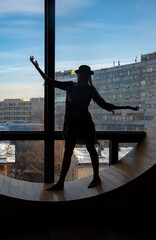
[{"left": 75, "top": 65, "right": 94, "bottom": 75}]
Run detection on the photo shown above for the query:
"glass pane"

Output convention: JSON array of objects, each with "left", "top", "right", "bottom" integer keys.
[
  {"left": 0, "top": 140, "right": 44, "bottom": 182},
  {"left": 0, "top": 1, "right": 44, "bottom": 131}
]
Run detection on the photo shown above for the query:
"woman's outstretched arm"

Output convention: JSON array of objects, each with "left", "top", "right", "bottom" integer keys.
[
  {"left": 112, "top": 105, "right": 140, "bottom": 111},
  {"left": 91, "top": 87, "right": 139, "bottom": 113},
  {"left": 29, "top": 56, "right": 74, "bottom": 91}
]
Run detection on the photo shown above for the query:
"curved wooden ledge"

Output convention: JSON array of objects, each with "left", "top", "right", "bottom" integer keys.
[{"left": 0, "top": 116, "right": 156, "bottom": 204}]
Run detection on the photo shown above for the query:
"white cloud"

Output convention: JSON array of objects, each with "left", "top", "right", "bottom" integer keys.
[
  {"left": 0, "top": 26, "right": 43, "bottom": 39},
  {"left": 56, "top": 0, "right": 93, "bottom": 16},
  {"left": 0, "top": 51, "right": 24, "bottom": 59},
  {"left": 3, "top": 19, "right": 38, "bottom": 26},
  {"left": 0, "top": 0, "right": 93, "bottom": 16},
  {"left": 0, "top": 0, "right": 43, "bottom": 14},
  {"left": 78, "top": 21, "right": 110, "bottom": 29}
]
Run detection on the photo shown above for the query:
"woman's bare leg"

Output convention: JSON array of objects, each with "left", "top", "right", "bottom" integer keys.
[
  {"left": 47, "top": 140, "right": 76, "bottom": 191},
  {"left": 86, "top": 143, "right": 101, "bottom": 188}
]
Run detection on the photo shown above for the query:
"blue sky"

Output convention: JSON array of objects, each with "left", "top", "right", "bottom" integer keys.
[{"left": 0, "top": 0, "right": 156, "bottom": 99}]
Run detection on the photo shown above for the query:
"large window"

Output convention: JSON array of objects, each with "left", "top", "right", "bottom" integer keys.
[{"left": 0, "top": 0, "right": 156, "bottom": 183}]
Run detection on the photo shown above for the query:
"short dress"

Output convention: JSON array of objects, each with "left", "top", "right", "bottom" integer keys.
[{"left": 49, "top": 80, "right": 115, "bottom": 144}]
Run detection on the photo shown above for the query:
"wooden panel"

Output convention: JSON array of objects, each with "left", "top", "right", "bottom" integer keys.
[
  {"left": 0, "top": 175, "right": 4, "bottom": 191},
  {"left": 100, "top": 169, "right": 127, "bottom": 186},
  {"left": 31, "top": 182, "right": 43, "bottom": 201},
  {"left": 8, "top": 178, "right": 18, "bottom": 198},
  {"left": 104, "top": 165, "right": 131, "bottom": 183},
  {"left": 17, "top": 179, "right": 27, "bottom": 200},
  {"left": 0, "top": 176, "right": 10, "bottom": 196}
]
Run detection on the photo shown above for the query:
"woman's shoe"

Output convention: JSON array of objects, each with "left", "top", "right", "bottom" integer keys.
[
  {"left": 88, "top": 177, "right": 101, "bottom": 188},
  {"left": 46, "top": 182, "right": 64, "bottom": 191}
]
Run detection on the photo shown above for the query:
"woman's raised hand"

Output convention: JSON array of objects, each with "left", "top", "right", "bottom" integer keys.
[
  {"left": 30, "top": 56, "right": 39, "bottom": 68},
  {"left": 29, "top": 55, "right": 50, "bottom": 86}
]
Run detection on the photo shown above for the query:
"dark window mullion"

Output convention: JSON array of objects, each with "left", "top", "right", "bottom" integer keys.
[{"left": 44, "top": 0, "right": 55, "bottom": 183}]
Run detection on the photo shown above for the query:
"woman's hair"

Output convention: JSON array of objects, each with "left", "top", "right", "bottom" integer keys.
[
  {"left": 88, "top": 75, "right": 100, "bottom": 97},
  {"left": 88, "top": 75, "right": 94, "bottom": 87}
]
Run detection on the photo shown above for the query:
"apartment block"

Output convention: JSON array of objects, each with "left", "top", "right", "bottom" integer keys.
[
  {"left": 55, "top": 52, "right": 156, "bottom": 131},
  {"left": 0, "top": 98, "right": 44, "bottom": 123}
]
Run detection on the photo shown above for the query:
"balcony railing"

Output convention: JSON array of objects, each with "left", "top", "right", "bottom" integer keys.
[{"left": 0, "top": 130, "right": 145, "bottom": 166}]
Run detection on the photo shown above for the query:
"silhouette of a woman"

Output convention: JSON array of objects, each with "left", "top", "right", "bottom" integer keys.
[{"left": 30, "top": 56, "right": 139, "bottom": 190}]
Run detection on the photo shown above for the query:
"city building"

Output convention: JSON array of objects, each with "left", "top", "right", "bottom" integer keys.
[{"left": 0, "top": 97, "right": 44, "bottom": 125}]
